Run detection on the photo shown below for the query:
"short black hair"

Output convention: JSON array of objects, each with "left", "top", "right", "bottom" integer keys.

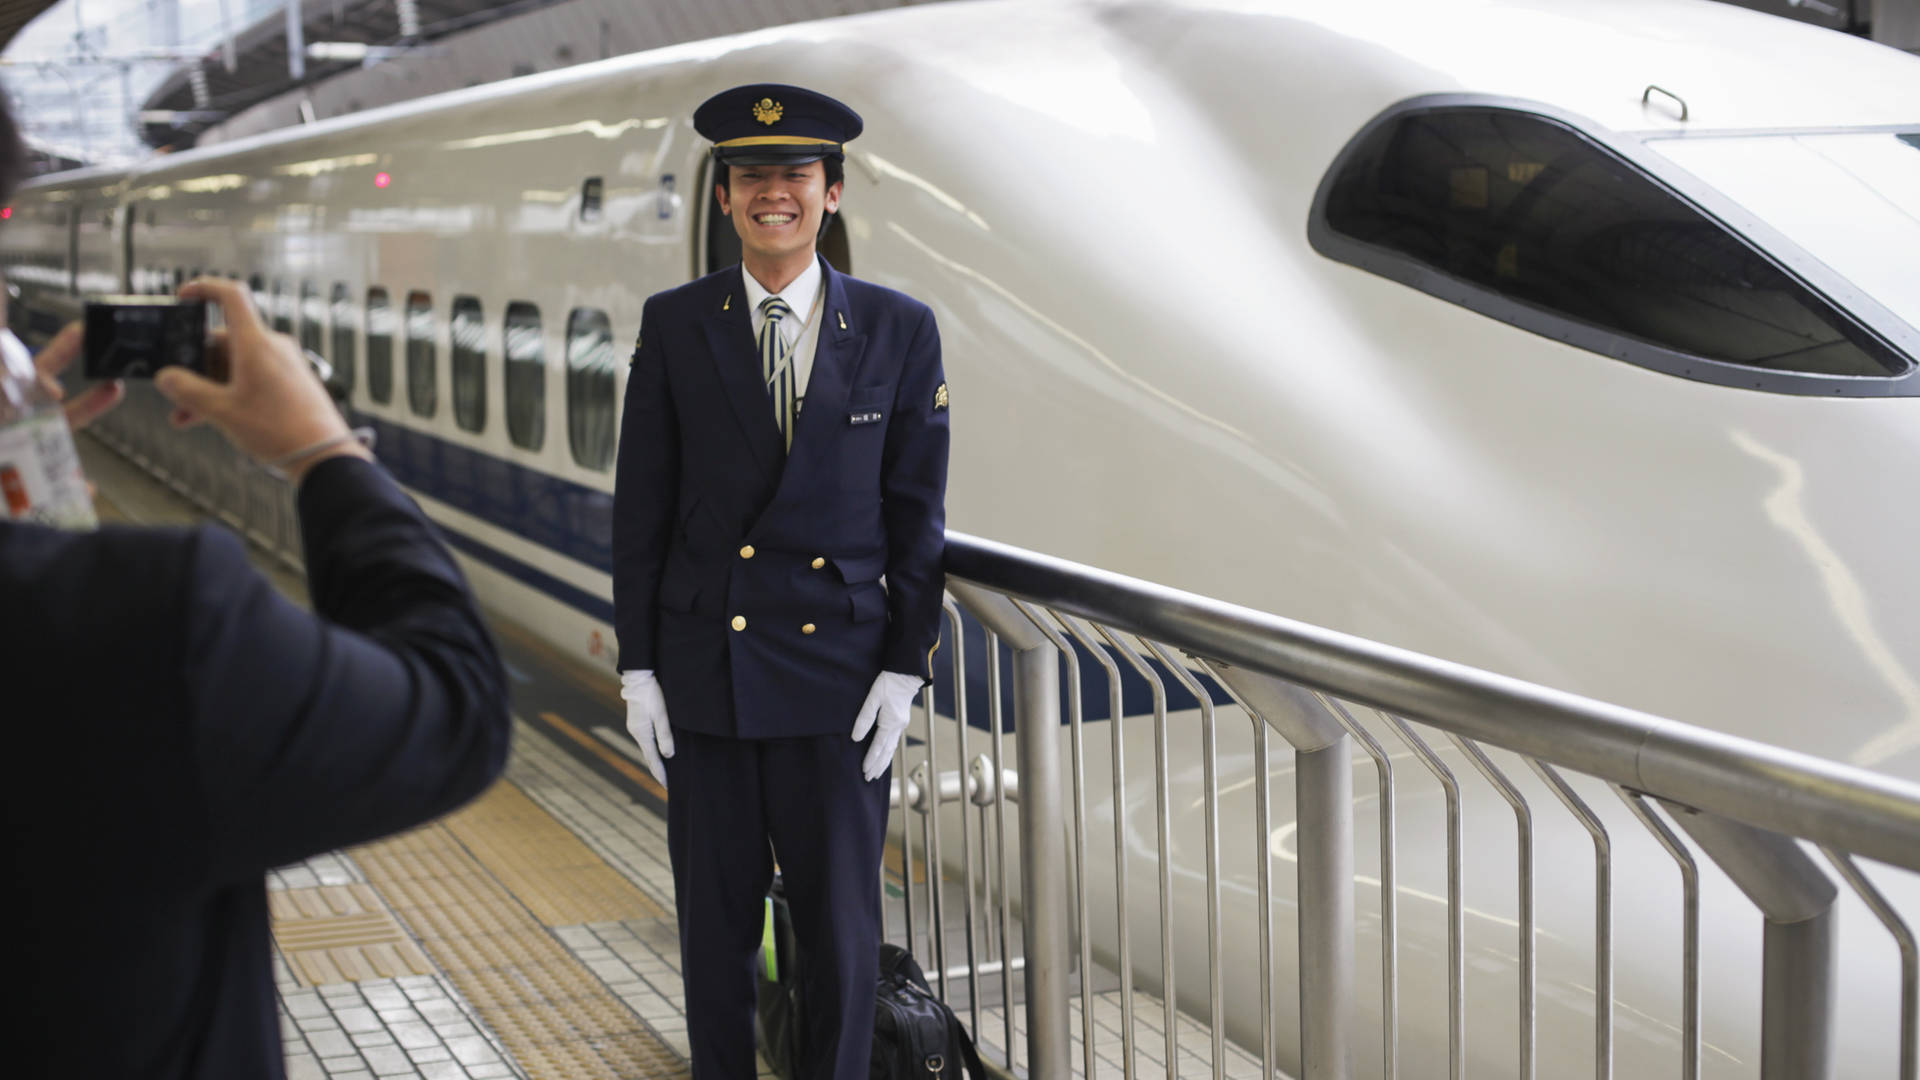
[
  {"left": 0, "top": 88, "right": 27, "bottom": 204},
  {"left": 713, "top": 154, "right": 845, "bottom": 195}
]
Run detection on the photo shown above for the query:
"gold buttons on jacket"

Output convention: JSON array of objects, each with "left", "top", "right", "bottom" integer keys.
[
  {"left": 811, "top": 556, "right": 826, "bottom": 569},
  {"left": 801, "top": 623, "right": 816, "bottom": 635},
  {"left": 740, "top": 545, "right": 755, "bottom": 559},
  {"left": 731, "top": 615, "right": 747, "bottom": 631}
]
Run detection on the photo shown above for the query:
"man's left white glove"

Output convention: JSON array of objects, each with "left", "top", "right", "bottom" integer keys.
[{"left": 852, "top": 671, "right": 923, "bottom": 781}]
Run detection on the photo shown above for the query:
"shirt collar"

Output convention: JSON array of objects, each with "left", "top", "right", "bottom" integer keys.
[{"left": 742, "top": 257, "right": 823, "bottom": 322}]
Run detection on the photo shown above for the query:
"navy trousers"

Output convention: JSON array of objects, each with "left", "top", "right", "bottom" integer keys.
[{"left": 665, "top": 727, "right": 892, "bottom": 1080}]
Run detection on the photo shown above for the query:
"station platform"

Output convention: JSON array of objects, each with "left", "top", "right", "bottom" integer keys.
[{"left": 82, "top": 439, "right": 713, "bottom": 1080}]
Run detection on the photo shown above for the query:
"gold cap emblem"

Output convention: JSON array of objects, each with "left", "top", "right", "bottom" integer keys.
[
  {"left": 752, "top": 98, "right": 783, "bottom": 125},
  {"left": 934, "top": 382, "right": 949, "bottom": 410}
]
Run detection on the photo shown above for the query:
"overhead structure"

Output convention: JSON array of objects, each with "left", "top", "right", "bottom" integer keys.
[
  {"left": 137, "top": 0, "right": 921, "bottom": 153},
  {"left": 137, "top": 0, "right": 553, "bottom": 150}
]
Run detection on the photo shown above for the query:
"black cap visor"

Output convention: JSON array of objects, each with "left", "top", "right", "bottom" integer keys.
[{"left": 712, "top": 143, "right": 844, "bottom": 167}]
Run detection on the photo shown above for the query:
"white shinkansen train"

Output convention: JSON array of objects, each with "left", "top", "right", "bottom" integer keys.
[{"left": 10, "top": 0, "right": 1920, "bottom": 1075}]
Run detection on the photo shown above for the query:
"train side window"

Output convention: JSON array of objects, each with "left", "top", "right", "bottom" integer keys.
[
  {"left": 405, "top": 291, "right": 436, "bottom": 417},
  {"left": 298, "top": 280, "right": 324, "bottom": 362},
  {"left": 270, "top": 278, "right": 291, "bottom": 333},
  {"left": 1314, "top": 105, "right": 1908, "bottom": 382},
  {"left": 365, "top": 287, "right": 394, "bottom": 404},
  {"left": 564, "top": 307, "right": 615, "bottom": 470},
  {"left": 503, "top": 302, "right": 545, "bottom": 452},
  {"left": 581, "top": 176, "right": 603, "bottom": 222},
  {"left": 450, "top": 295, "right": 486, "bottom": 434},
  {"left": 329, "top": 283, "right": 356, "bottom": 398}
]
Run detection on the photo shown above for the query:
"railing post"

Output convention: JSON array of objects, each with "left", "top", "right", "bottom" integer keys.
[
  {"left": 1660, "top": 802, "right": 1838, "bottom": 1080},
  {"left": 1211, "top": 665, "right": 1354, "bottom": 1080},
  {"left": 948, "top": 582, "right": 1072, "bottom": 1080}
]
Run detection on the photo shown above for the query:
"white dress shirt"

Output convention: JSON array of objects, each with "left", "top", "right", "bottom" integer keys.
[{"left": 742, "top": 260, "right": 825, "bottom": 412}]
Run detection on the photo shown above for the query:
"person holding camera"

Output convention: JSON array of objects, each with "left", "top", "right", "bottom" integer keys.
[{"left": 1, "top": 268, "right": 511, "bottom": 1074}]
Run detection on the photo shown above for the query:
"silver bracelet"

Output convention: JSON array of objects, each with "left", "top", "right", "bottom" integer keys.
[{"left": 263, "top": 426, "right": 376, "bottom": 479}]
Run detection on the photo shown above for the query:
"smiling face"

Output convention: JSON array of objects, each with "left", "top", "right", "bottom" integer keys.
[{"left": 716, "top": 159, "right": 843, "bottom": 286}]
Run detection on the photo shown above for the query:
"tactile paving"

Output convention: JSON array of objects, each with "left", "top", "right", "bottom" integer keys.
[
  {"left": 439, "top": 778, "right": 669, "bottom": 927},
  {"left": 352, "top": 782, "right": 687, "bottom": 1080},
  {"left": 270, "top": 884, "right": 437, "bottom": 985}
]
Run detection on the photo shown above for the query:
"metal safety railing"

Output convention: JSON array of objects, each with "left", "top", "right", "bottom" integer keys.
[
  {"left": 79, "top": 381, "right": 1920, "bottom": 1080},
  {"left": 897, "top": 533, "right": 1920, "bottom": 1080}
]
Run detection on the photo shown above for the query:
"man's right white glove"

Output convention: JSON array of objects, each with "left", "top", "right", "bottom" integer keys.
[{"left": 620, "top": 669, "right": 675, "bottom": 787}]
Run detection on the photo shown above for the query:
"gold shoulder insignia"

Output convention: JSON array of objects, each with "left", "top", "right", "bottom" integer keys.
[
  {"left": 934, "top": 382, "right": 948, "bottom": 411},
  {"left": 752, "top": 98, "right": 783, "bottom": 126}
]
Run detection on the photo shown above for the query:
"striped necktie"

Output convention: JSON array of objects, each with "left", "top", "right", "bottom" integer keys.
[{"left": 759, "top": 295, "right": 796, "bottom": 451}]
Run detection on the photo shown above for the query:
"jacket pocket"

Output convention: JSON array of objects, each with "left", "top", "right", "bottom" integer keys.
[{"left": 828, "top": 550, "right": 888, "bottom": 584}]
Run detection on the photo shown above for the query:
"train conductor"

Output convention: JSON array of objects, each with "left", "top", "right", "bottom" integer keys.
[{"left": 612, "top": 83, "right": 950, "bottom": 1080}]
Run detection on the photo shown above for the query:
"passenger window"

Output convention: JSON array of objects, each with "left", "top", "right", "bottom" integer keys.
[
  {"left": 298, "top": 280, "right": 324, "bottom": 361},
  {"left": 270, "top": 278, "right": 291, "bottom": 333},
  {"left": 405, "top": 290, "right": 436, "bottom": 418},
  {"left": 365, "top": 287, "right": 394, "bottom": 404},
  {"left": 329, "top": 283, "right": 356, "bottom": 398},
  {"left": 450, "top": 295, "right": 486, "bottom": 434},
  {"left": 504, "top": 302, "right": 545, "bottom": 451},
  {"left": 1317, "top": 106, "right": 1907, "bottom": 380},
  {"left": 565, "top": 307, "right": 616, "bottom": 469}
]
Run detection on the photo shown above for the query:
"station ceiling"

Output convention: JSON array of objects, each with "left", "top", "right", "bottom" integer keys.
[{"left": 139, "top": 0, "right": 565, "bottom": 150}]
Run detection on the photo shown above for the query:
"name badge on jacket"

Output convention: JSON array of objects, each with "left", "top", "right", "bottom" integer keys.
[{"left": 849, "top": 410, "right": 884, "bottom": 426}]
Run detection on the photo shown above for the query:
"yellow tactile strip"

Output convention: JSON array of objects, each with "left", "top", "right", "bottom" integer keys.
[
  {"left": 271, "top": 884, "right": 438, "bottom": 985},
  {"left": 351, "top": 782, "right": 686, "bottom": 1080},
  {"left": 438, "top": 777, "right": 669, "bottom": 926}
]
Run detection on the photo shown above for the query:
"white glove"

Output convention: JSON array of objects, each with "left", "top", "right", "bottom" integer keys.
[
  {"left": 852, "top": 671, "right": 923, "bottom": 782},
  {"left": 620, "top": 669, "right": 675, "bottom": 787}
]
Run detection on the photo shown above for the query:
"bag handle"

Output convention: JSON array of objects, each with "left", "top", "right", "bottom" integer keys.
[{"left": 947, "top": 1010, "right": 988, "bottom": 1080}]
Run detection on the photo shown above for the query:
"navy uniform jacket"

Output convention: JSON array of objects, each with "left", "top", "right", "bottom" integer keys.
[
  {"left": 613, "top": 258, "right": 949, "bottom": 739},
  {"left": 0, "top": 456, "right": 510, "bottom": 1079}
]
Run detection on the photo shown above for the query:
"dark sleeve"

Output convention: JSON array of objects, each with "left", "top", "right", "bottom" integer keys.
[
  {"left": 612, "top": 295, "right": 680, "bottom": 671},
  {"left": 880, "top": 305, "right": 951, "bottom": 680},
  {"left": 184, "top": 455, "right": 509, "bottom": 878}
]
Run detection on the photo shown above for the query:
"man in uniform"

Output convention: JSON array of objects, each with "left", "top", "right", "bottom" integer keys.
[{"left": 611, "top": 83, "right": 950, "bottom": 1080}]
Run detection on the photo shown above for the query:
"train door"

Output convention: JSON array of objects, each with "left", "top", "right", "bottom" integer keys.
[{"left": 697, "top": 156, "right": 852, "bottom": 276}]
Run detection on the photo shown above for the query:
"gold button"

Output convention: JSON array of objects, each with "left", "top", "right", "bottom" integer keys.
[
  {"left": 731, "top": 615, "right": 747, "bottom": 631},
  {"left": 811, "top": 557, "right": 826, "bottom": 570},
  {"left": 801, "top": 623, "right": 816, "bottom": 635},
  {"left": 740, "top": 545, "right": 755, "bottom": 559}
]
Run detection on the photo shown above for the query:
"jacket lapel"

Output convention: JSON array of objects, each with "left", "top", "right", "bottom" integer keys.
[
  {"left": 789, "top": 259, "right": 868, "bottom": 454},
  {"left": 701, "top": 272, "right": 784, "bottom": 484}
]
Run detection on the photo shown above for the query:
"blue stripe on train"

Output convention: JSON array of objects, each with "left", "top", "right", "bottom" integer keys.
[{"left": 353, "top": 410, "right": 1232, "bottom": 725}]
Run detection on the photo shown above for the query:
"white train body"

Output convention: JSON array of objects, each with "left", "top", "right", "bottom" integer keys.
[{"left": 10, "top": 1, "right": 1920, "bottom": 1076}]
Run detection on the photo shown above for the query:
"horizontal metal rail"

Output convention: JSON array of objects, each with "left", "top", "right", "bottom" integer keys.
[{"left": 943, "top": 531, "right": 1920, "bottom": 875}]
